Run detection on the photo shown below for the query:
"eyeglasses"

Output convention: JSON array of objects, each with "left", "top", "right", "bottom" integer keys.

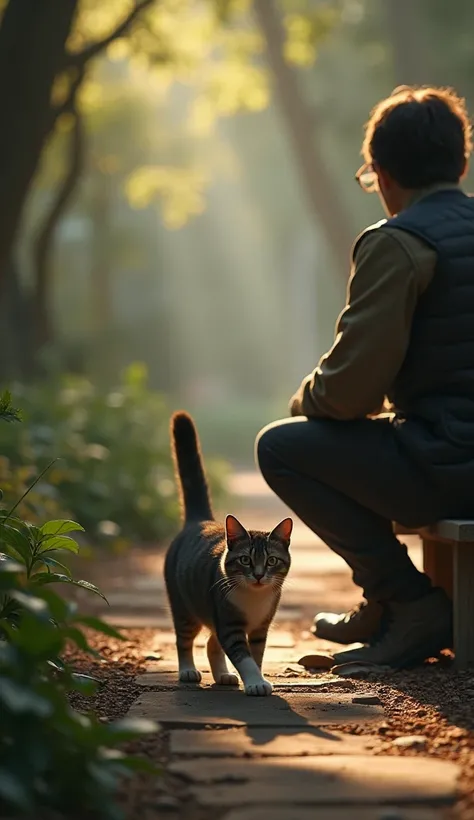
[{"left": 355, "top": 163, "right": 378, "bottom": 193}]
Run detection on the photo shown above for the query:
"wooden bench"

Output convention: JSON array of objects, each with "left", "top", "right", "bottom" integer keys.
[{"left": 394, "top": 520, "right": 474, "bottom": 668}]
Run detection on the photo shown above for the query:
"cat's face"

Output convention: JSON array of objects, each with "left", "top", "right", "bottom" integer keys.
[{"left": 223, "top": 515, "right": 292, "bottom": 592}]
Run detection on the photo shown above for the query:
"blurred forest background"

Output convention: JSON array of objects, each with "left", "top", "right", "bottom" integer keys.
[{"left": 1, "top": 0, "right": 474, "bottom": 543}]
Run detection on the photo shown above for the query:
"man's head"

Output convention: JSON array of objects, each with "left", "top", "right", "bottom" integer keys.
[{"left": 357, "top": 86, "right": 472, "bottom": 216}]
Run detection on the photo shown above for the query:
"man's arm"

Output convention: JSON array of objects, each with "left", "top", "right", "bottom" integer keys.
[{"left": 289, "top": 227, "right": 436, "bottom": 420}]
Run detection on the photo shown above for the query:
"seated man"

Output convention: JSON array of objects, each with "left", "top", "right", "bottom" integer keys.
[{"left": 256, "top": 85, "right": 474, "bottom": 668}]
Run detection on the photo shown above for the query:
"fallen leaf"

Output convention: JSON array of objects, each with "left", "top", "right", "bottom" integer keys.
[
  {"left": 331, "top": 662, "right": 390, "bottom": 678},
  {"left": 297, "top": 653, "right": 334, "bottom": 670}
]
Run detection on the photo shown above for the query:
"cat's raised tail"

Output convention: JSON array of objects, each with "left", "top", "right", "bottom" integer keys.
[{"left": 171, "top": 411, "right": 213, "bottom": 524}]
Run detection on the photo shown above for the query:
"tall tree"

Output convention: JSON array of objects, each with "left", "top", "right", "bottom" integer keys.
[
  {"left": 0, "top": 0, "right": 78, "bottom": 291},
  {"left": 0, "top": 0, "right": 154, "bottom": 295}
]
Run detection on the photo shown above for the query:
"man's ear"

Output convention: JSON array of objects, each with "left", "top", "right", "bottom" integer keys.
[
  {"left": 225, "top": 515, "right": 250, "bottom": 549},
  {"left": 269, "top": 517, "right": 293, "bottom": 547}
]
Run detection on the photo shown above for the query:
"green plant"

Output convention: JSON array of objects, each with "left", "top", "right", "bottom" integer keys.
[
  {"left": 0, "top": 365, "right": 228, "bottom": 545},
  {"left": 0, "top": 513, "right": 106, "bottom": 630},
  {"left": 0, "top": 553, "right": 156, "bottom": 819},
  {"left": 0, "top": 393, "right": 158, "bottom": 818}
]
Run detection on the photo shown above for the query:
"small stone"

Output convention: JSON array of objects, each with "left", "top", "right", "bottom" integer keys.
[
  {"left": 143, "top": 651, "right": 162, "bottom": 661},
  {"left": 392, "top": 735, "right": 427, "bottom": 750},
  {"left": 284, "top": 664, "right": 306, "bottom": 674},
  {"left": 352, "top": 694, "right": 382, "bottom": 705}
]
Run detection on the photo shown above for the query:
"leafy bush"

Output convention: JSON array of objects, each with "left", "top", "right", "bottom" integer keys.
[
  {"left": 0, "top": 393, "right": 158, "bottom": 818},
  {"left": 0, "top": 364, "right": 228, "bottom": 544},
  {"left": 0, "top": 550, "right": 156, "bottom": 819}
]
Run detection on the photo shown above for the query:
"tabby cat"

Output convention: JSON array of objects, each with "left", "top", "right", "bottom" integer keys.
[{"left": 164, "top": 411, "right": 292, "bottom": 696}]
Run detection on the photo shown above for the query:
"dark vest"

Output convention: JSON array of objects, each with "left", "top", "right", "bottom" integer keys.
[{"left": 366, "top": 189, "right": 474, "bottom": 488}]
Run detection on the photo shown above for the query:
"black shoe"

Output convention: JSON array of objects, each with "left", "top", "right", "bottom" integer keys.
[
  {"left": 312, "top": 600, "right": 384, "bottom": 644},
  {"left": 332, "top": 588, "right": 453, "bottom": 669}
]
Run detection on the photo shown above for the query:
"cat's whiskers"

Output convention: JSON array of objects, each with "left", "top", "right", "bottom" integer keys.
[{"left": 210, "top": 575, "right": 232, "bottom": 593}]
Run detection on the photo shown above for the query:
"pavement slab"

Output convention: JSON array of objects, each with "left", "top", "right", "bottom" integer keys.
[
  {"left": 127, "top": 689, "right": 384, "bottom": 726},
  {"left": 221, "top": 808, "right": 446, "bottom": 820},
  {"left": 169, "top": 727, "right": 381, "bottom": 756},
  {"left": 170, "top": 755, "right": 458, "bottom": 806}
]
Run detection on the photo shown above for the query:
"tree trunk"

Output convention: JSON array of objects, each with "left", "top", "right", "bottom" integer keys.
[
  {"left": 253, "top": 0, "right": 353, "bottom": 280},
  {"left": 0, "top": 258, "right": 35, "bottom": 382},
  {"left": 0, "top": 0, "right": 78, "bottom": 292},
  {"left": 33, "top": 109, "right": 84, "bottom": 351}
]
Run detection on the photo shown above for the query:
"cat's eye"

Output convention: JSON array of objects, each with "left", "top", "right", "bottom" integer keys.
[
  {"left": 239, "top": 555, "right": 251, "bottom": 566},
  {"left": 267, "top": 556, "right": 278, "bottom": 566}
]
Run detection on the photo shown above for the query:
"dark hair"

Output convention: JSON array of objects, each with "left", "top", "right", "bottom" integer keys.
[{"left": 363, "top": 86, "right": 472, "bottom": 188}]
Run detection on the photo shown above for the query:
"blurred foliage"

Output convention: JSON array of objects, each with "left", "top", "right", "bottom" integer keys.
[
  {"left": 0, "top": 540, "right": 157, "bottom": 818},
  {"left": 32, "top": 0, "right": 341, "bottom": 230},
  {"left": 0, "top": 392, "right": 157, "bottom": 818},
  {"left": 0, "top": 365, "right": 228, "bottom": 545}
]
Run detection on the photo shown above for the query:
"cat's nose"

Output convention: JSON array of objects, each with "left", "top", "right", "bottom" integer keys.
[{"left": 253, "top": 571, "right": 264, "bottom": 581}]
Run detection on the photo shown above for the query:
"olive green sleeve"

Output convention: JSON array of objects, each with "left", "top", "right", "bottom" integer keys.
[{"left": 289, "top": 227, "right": 436, "bottom": 420}]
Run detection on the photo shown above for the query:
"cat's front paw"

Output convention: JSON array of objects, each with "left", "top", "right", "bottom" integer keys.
[
  {"left": 244, "top": 678, "right": 273, "bottom": 697},
  {"left": 179, "top": 668, "right": 202, "bottom": 683},
  {"left": 218, "top": 672, "right": 239, "bottom": 686}
]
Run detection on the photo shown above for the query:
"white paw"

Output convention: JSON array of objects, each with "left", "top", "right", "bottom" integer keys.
[
  {"left": 244, "top": 678, "right": 273, "bottom": 697},
  {"left": 217, "top": 672, "right": 239, "bottom": 686},
  {"left": 179, "top": 668, "right": 202, "bottom": 683}
]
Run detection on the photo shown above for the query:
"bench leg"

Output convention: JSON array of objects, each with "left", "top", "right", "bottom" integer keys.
[
  {"left": 422, "top": 536, "right": 453, "bottom": 599},
  {"left": 453, "top": 541, "right": 474, "bottom": 668}
]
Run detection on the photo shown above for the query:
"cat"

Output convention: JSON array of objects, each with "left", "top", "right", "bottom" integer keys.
[{"left": 164, "top": 411, "right": 292, "bottom": 696}]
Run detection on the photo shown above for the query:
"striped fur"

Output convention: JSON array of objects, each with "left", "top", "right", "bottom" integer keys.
[{"left": 165, "top": 412, "right": 292, "bottom": 696}]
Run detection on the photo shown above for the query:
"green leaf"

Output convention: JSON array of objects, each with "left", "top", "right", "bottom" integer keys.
[
  {"left": 0, "top": 390, "right": 22, "bottom": 423},
  {"left": 0, "top": 524, "right": 32, "bottom": 564},
  {"left": 10, "top": 590, "right": 49, "bottom": 616},
  {"left": 103, "top": 753, "right": 158, "bottom": 774},
  {"left": 35, "top": 587, "right": 70, "bottom": 622},
  {"left": 0, "top": 677, "right": 53, "bottom": 716},
  {"left": 30, "top": 573, "right": 108, "bottom": 602},
  {"left": 40, "top": 519, "right": 85, "bottom": 537},
  {"left": 0, "top": 768, "right": 31, "bottom": 811},
  {"left": 41, "top": 556, "right": 72, "bottom": 577},
  {"left": 64, "top": 626, "right": 99, "bottom": 656},
  {"left": 70, "top": 673, "right": 101, "bottom": 696},
  {"left": 75, "top": 616, "right": 124, "bottom": 640},
  {"left": 0, "top": 553, "right": 23, "bottom": 574},
  {"left": 38, "top": 535, "right": 79, "bottom": 554},
  {"left": 106, "top": 717, "right": 158, "bottom": 740},
  {"left": 11, "top": 610, "right": 63, "bottom": 656}
]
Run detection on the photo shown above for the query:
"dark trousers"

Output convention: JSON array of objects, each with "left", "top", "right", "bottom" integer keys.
[{"left": 256, "top": 415, "right": 450, "bottom": 602}]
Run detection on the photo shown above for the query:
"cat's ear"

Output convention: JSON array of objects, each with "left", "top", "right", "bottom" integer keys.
[
  {"left": 269, "top": 517, "right": 293, "bottom": 547},
  {"left": 225, "top": 515, "right": 250, "bottom": 549}
]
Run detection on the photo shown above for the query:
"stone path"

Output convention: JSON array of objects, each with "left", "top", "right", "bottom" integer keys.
[
  {"left": 103, "top": 470, "right": 459, "bottom": 818},
  {"left": 126, "top": 628, "right": 457, "bottom": 817}
]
